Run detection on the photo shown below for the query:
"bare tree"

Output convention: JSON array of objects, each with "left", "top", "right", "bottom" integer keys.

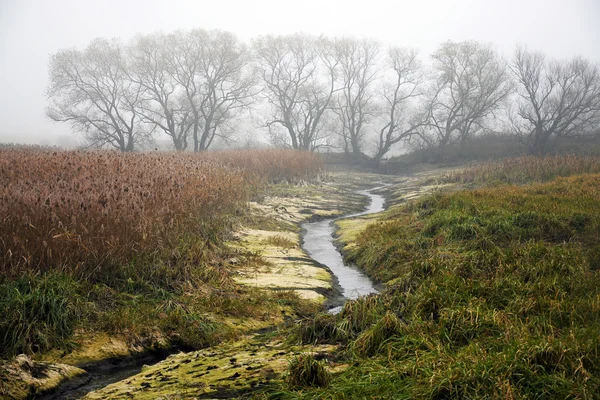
[
  {"left": 510, "top": 46, "right": 600, "bottom": 154},
  {"left": 47, "top": 38, "right": 145, "bottom": 152},
  {"left": 421, "top": 41, "right": 512, "bottom": 159},
  {"left": 332, "top": 37, "right": 380, "bottom": 155},
  {"left": 373, "top": 47, "right": 426, "bottom": 160},
  {"left": 129, "top": 33, "right": 191, "bottom": 151},
  {"left": 253, "top": 34, "right": 340, "bottom": 150},
  {"left": 167, "top": 29, "right": 255, "bottom": 152}
]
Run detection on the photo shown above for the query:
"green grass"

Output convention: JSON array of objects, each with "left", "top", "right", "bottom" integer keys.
[
  {"left": 267, "top": 173, "right": 600, "bottom": 399},
  {"left": 0, "top": 273, "right": 80, "bottom": 357},
  {"left": 286, "top": 353, "right": 331, "bottom": 388}
]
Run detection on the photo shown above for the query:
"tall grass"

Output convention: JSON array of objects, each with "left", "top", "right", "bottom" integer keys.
[
  {"left": 0, "top": 273, "right": 80, "bottom": 357},
  {"left": 0, "top": 148, "right": 322, "bottom": 282},
  {"left": 0, "top": 149, "right": 245, "bottom": 282},
  {"left": 447, "top": 154, "right": 600, "bottom": 184},
  {"left": 0, "top": 148, "right": 322, "bottom": 358},
  {"left": 286, "top": 353, "right": 331, "bottom": 388},
  {"left": 201, "top": 149, "right": 324, "bottom": 184}
]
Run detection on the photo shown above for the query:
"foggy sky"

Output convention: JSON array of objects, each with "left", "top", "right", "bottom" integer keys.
[{"left": 0, "top": 0, "right": 599, "bottom": 147}]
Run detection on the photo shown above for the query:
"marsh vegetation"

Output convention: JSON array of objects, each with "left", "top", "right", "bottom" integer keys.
[
  {"left": 265, "top": 155, "right": 600, "bottom": 399},
  {"left": 2, "top": 147, "right": 600, "bottom": 399}
]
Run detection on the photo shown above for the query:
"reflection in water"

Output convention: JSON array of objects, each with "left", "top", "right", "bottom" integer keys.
[{"left": 302, "top": 187, "right": 385, "bottom": 312}]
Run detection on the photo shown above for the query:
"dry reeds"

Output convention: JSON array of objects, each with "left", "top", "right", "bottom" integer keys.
[{"left": 0, "top": 148, "right": 322, "bottom": 282}]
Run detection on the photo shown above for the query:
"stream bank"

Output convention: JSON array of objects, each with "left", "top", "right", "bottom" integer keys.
[
  {"left": 10, "top": 169, "right": 455, "bottom": 399},
  {"left": 74, "top": 173, "right": 392, "bottom": 399}
]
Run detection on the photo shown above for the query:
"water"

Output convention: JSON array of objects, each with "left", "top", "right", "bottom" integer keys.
[
  {"left": 302, "top": 187, "right": 386, "bottom": 312},
  {"left": 38, "top": 353, "right": 168, "bottom": 400}
]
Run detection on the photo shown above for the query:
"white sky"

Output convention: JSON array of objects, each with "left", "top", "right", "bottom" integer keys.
[{"left": 0, "top": 0, "right": 599, "bottom": 146}]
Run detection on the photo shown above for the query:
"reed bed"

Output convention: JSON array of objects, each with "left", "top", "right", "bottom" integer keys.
[
  {"left": 0, "top": 147, "right": 323, "bottom": 358},
  {"left": 0, "top": 148, "right": 322, "bottom": 282},
  {"left": 1, "top": 149, "right": 242, "bottom": 282},
  {"left": 202, "top": 149, "right": 324, "bottom": 184}
]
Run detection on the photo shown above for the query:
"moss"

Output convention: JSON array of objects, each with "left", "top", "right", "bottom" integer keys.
[
  {"left": 84, "top": 338, "right": 340, "bottom": 399},
  {"left": 334, "top": 216, "right": 378, "bottom": 253},
  {"left": 1, "top": 355, "right": 87, "bottom": 400},
  {"left": 230, "top": 228, "right": 333, "bottom": 302}
]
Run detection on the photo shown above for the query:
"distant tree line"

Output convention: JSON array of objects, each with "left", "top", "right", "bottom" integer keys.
[{"left": 47, "top": 29, "right": 600, "bottom": 158}]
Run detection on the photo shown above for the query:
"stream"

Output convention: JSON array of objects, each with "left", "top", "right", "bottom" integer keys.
[
  {"left": 42, "top": 186, "right": 387, "bottom": 399},
  {"left": 302, "top": 186, "right": 386, "bottom": 312}
]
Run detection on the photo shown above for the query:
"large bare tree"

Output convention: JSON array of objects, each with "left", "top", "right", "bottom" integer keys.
[
  {"left": 332, "top": 37, "right": 381, "bottom": 155},
  {"left": 129, "top": 33, "right": 191, "bottom": 151},
  {"left": 253, "top": 34, "right": 340, "bottom": 150},
  {"left": 421, "top": 41, "right": 512, "bottom": 159},
  {"left": 47, "top": 38, "right": 145, "bottom": 152},
  {"left": 167, "top": 29, "right": 255, "bottom": 152},
  {"left": 510, "top": 47, "right": 600, "bottom": 154},
  {"left": 373, "top": 47, "right": 427, "bottom": 160}
]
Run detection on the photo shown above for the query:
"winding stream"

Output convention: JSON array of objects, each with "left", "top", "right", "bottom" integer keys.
[
  {"left": 302, "top": 187, "right": 386, "bottom": 311},
  {"left": 45, "top": 187, "right": 387, "bottom": 399}
]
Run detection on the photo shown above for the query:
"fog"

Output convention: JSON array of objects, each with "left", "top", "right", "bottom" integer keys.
[{"left": 1, "top": 0, "right": 599, "bottom": 147}]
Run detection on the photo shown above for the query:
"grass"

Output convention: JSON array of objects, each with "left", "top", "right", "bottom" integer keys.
[
  {"left": 267, "top": 168, "right": 600, "bottom": 398},
  {"left": 286, "top": 353, "right": 331, "bottom": 388},
  {"left": 446, "top": 154, "right": 600, "bottom": 184},
  {"left": 0, "top": 273, "right": 80, "bottom": 356},
  {"left": 0, "top": 148, "right": 323, "bottom": 360},
  {"left": 263, "top": 235, "right": 297, "bottom": 249}
]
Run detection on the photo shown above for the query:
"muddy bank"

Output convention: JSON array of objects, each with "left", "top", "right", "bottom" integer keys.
[
  {"left": 38, "top": 352, "right": 169, "bottom": 400},
  {"left": 229, "top": 174, "right": 378, "bottom": 303}
]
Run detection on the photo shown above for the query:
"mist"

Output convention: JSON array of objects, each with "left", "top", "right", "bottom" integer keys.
[{"left": 1, "top": 0, "right": 599, "bottom": 148}]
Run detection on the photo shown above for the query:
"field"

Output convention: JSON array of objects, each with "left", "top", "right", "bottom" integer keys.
[
  {"left": 266, "top": 156, "right": 600, "bottom": 399},
  {"left": 3, "top": 150, "right": 600, "bottom": 399},
  {"left": 0, "top": 148, "right": 323, "bottom": 363},
  {"left": 445, "top": 154, "right": 600, "bottom": 184}
]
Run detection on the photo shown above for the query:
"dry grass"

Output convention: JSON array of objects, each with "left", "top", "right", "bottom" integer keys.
[
  {"left": 446, "top": 154, "right": 600, "bottom": 184},
  {"left": 201, "top": 149, "right": 324, "bottom": 184},
  {"left": 1, "top": 150, "right": 241, "bottom": 281},
  {"left": 0, "top": 147, "right": 323, "bottom": 358},
  {"left": 0, "top": 148, "right": 323, "bottom": 282}
]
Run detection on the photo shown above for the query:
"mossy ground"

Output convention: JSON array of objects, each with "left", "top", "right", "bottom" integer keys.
[
  {"left": 230, "top": 173, "right": 394, "bottom": 302},
  {"left": 0, "top": 355, "right": 87, "bottom": 400},
  {"left": 83, "top": 336, "right": 342, "bottom": 399}
]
